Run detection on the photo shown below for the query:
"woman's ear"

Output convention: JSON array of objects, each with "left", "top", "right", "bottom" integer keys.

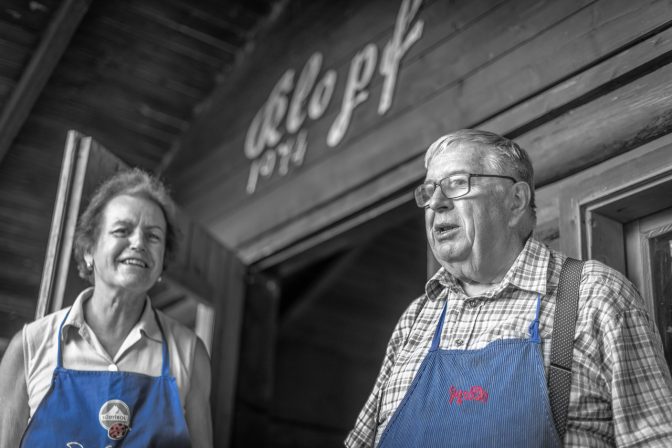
[{"left": 84, "top": 253, "right": 93, "bottom": 270}]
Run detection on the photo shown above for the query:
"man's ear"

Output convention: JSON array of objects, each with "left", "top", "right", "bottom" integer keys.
[{"left": 509, "top": 181, "right": 531, "bottom": 221}]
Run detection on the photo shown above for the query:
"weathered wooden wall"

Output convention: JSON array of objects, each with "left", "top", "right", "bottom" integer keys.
[
  {"left": 166, "top": 0, "right": 672, "bottom": 265},
  {"left": 160, "top": 1, "right": 672, "bottom": 446}
]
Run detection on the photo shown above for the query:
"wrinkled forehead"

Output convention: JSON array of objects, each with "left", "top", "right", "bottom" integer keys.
[
  {"left": 100, "top": 194, "right": 167, "bottom": 227},
  {"left": 425, "top": 142, "right": 492, "bottom": 179}
]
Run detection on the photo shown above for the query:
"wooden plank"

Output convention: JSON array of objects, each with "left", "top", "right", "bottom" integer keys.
[
  {"left": 178, "top": 0, "right": 672, "bottom": 259},
  {"left": 210, "top": 250, "right": 247, "bottom": 448},
  {"left": 170, "top": 0, "right": 511, "bottom": 199},
  {"left": 0, "top": 21, "right": 36, "bottom": 48},
  {"left": 482, "top": 25, "right": 672, "bottom": 135},
  {"left": 177, "top": 0, "right": 586, "bottom": 202},
  {"left": 0, "top": 0, "right": 59, "bottom": 30},
  {"left": 240, "top": 30, "right": 672, "bottom": 262},
  {"left": 515, "top": 62, "right": 672, "bottom": 186},
  {"left": 219, "top": 58, "right": 672, "bottom": 259},
  {"left": 248, "top": 190, "right": 416, "bottom": 267},
  {"left": 36, "top": 131, "right": 85, "bottom": 318},
  {"left": 0, "top": 0, "right": 91, "bottom": 164}
]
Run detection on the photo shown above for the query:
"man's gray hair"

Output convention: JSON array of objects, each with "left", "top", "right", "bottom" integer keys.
[{"left": 424, "top": 129, "right": 536, "bottom": 222}]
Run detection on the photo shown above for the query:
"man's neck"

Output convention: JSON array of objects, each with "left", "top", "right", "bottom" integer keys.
[{"left": 443, "top": 239, "right": 526, "bottom": 297}]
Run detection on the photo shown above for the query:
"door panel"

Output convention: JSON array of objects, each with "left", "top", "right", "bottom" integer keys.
[{"left": 625, "top": 207, "right": 672, "bottom": 373}]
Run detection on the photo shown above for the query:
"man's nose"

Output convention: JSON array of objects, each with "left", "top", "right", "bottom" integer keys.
[{"left": 427, "top": 187, "right": 454, "bottom": 210}]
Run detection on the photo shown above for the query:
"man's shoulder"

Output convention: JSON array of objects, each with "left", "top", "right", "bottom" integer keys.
[{"left": 576, "top": 258, "right": 646, "bottom": 316}]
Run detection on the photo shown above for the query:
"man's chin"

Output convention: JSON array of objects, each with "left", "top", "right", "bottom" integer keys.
[{"left": 433, "top": 246, "right": 469, "bottom": 265}]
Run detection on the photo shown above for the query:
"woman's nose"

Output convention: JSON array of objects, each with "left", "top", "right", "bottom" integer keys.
[{"left": 129, "top": 229, "right": 146, "bottom": 250}]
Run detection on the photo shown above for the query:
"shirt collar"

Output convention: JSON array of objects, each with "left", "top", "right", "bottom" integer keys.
[
  {"left": 425, "top": 237, "right": 550, "bottom": 300},
  {"left": 62, "top": 287, "right": 162, "bottom": 343}
]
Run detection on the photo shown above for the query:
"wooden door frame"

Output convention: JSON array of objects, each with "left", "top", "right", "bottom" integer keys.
[
  {"left": 559, "top": 134, "right": 672, "bottom": 277},
  {"left": 624, "top": 208, "right": 672, "bottom": 316}
]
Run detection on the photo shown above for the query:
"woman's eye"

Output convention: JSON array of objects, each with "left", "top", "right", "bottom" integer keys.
[
  {"left": 112, "top": 228, "right": 128, "bottom": 236},
  {"left": 148, "top": 233, "right": 162, "bottom": 242}
]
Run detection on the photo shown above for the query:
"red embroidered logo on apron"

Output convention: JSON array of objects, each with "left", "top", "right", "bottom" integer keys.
[{"left": 449, "top": 385, "right": 489, "bottom": 405}]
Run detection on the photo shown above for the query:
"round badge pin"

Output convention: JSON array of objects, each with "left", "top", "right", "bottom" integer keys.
[{"left": 99, "top": 399, "right": 132, "bottom": 440}]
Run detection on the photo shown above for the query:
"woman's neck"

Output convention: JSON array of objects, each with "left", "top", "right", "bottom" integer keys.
[{"left": 84, "top": 286, "right": 146, "bottom": 358}]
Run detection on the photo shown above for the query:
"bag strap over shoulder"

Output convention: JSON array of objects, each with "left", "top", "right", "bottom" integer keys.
[{"left": 548, "top": 257, "right": 584, "bottom": 441}]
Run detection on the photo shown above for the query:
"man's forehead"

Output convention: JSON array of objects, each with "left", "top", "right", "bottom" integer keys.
[{"left": 426, "top": 142, "right": 489, "bottom": 175}]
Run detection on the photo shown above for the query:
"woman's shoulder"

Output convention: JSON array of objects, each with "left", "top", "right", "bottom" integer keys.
[
  {"left": 153, "top": 308, "right": 198, "bottom": 343},
  {"left": 23, "top": 307, "right": 70, "bottom": 348},
  {"left": 153, "top": 308, "right": 199, "bottom": 368}
]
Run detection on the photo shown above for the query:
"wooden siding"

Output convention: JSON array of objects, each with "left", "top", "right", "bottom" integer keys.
[
  {"left": 0, "top": 0, "right": 281, "bottom": 353},
  {"left": 165, "top": 0, "right": 672, "bottom": 265}
]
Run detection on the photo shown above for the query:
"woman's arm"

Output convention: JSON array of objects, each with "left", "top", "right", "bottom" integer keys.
[
  {"left": 0, "top": 330, "right": 30, "bottom": 446},
  {"left": 185, "top": 337, "right": 213, "bottom": 448}
]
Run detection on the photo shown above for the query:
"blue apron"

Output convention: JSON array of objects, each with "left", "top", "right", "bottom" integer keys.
[
  {"left": 21, "top": 309, "right": 191, "bottom": 447},
  {"left": 378, "top": 294, "right": 562, "bottom": 447}
]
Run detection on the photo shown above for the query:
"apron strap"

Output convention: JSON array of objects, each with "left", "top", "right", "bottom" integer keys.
[
  {"left": 528, "top": 293, "right": 542, "bottom": 344},
  {"left": 56, "top": 309, "right": 72, "bottom": 369},
  {"left": 548, "top": 258, "right": 584, "bottom": 442},
  {"left": 430, "top": 300, "right": 449, "bottom": 351},
  {"left": 153, "top": 309, "right": 171, "bottom": 376}
]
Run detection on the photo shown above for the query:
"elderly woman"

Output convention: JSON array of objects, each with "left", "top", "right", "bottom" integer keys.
[{"left": 0, "top": 168, "right": 212, "bottom": 447}]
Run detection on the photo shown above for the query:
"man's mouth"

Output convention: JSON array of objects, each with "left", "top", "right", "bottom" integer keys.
[
  {"left": 434, "top": 223, "right": 459, "bottom": 236},
  {"left": 119, "top": 258, "right": 149, "bottom": 268}
]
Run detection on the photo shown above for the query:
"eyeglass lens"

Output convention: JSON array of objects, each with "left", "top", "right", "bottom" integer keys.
[{"left": 415, "top": 174, "right": 470, "bottom": 206}]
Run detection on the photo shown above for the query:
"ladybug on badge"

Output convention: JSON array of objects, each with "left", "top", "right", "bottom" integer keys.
[
  {"left": 99, "top": 400, "right": 132, "bottom": 440},
  {"left": 108, "top": 422, "right": 130, "bottom": 440}
]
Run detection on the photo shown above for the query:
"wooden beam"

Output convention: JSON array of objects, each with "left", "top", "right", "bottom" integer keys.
[{"left": 0, "top": 0, "right": 91, "bottom": 164}]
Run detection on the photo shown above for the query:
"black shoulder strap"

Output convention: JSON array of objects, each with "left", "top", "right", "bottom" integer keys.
[{"left": 548, "top": 257, "right": 584, "bottom": 441}]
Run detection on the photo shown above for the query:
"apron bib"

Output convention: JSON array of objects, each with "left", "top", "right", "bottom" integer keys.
[
  {"left": 21, "top": 309, "right": 191, "bottom": 447},
  {"left": 378, "top": 294, "right": 562, "bottom": 448}
]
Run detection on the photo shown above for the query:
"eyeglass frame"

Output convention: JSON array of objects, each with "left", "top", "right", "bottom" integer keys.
[{"left": 414, "top": 173, "right": 518, "bottom": 208}]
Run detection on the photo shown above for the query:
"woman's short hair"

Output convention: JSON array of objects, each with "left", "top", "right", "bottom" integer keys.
[
  {"left": 424, "top": 129, "right": 536, "bottom": 217},
  {"left": 73, "top": 168, "right": 180, "bottom": 283}
]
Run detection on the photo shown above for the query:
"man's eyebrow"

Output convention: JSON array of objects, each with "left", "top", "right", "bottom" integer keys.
[{"left": 425, "top": 170, "right": 469, "bottom": 180}]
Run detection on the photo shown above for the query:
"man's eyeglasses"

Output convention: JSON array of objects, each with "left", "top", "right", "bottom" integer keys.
[{"left": 414, "top": 173, "right": 517, "bottom": 208}]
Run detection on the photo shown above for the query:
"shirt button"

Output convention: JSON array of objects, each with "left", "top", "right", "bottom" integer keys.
[
  {"left": 468, "top": 300, "right": 479, "bottom": 308},
  {"left": 108, "top": 364, "right": 118, "bottom": 372},
  {"left": 455, "top": 338, "right": 464, "bottom": 347}
]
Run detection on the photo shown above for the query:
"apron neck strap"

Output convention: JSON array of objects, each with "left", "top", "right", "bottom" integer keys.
[
  {"left": 56, "top": 309, "right": 72, "bottom": 369},
  {"left": 528, "top": 293, "right": 542, "bottom": 343},
  {"left": 430, "top": 300, "right": 448, "bottom": 351},
  {"left": 153, "top": 309, "right": 171, "bottom": 376}
]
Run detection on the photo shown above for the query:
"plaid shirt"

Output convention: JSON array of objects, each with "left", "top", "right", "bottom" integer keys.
[{"left": 345, "top": 238, "right": 672, "bottom": 447}]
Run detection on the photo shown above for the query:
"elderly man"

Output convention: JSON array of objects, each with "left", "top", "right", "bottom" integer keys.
[{"left": 345, "top": 129, "right": 672, "bottom": 447}]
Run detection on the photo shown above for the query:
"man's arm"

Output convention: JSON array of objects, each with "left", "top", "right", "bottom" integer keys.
[
  {"left": 0, "top": 330, "right": 30, "bottom": 447},
  {"left": 185, "top": 337, "right": 213, "bottom": 448},
  {"left": 608, "top": 307, "right": 672, "bottom": 447},
  {"left": 345, "top": 296, "right": 427, "bottom": 447}
]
